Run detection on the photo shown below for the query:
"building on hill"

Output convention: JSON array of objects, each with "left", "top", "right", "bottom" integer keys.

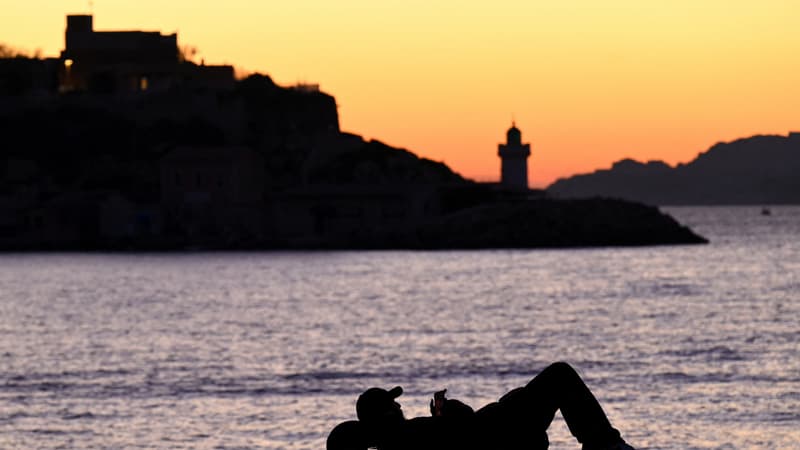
[
  {"left": 58, "top": 14, "right": 234, "bottom": 94},
  {"left": 62, "top": 15, "right": 177, "bottom": 66},
  {"left": 498, "top": 122, "right": 531, "bottom": 190}
]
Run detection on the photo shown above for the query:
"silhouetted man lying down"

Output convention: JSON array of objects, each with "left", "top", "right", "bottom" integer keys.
[{"left": 327, "top": 362, "right": 635, "bottom": 450}]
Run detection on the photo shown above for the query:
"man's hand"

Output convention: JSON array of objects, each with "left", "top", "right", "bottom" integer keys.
[{"left": 430, "top": 389, "right": 447, "bottom": 416}]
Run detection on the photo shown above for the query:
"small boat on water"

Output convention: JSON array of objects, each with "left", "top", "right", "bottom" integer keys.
[{"left": 761, "top": 207, "right": 771, "bottom": 216}]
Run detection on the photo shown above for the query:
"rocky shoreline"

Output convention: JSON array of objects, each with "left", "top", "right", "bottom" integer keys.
[
  {"left": 280, "top": 197, "right": 708, "bottom": 250},
  {"left": 1, "top": 197, "right": 707, "bottom": 251}
]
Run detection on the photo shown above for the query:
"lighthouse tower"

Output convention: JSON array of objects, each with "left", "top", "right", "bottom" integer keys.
[{"left": 498, "top": 122, "right": 531, "bottom": 190}]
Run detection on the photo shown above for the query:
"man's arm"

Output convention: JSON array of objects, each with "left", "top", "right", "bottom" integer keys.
[{"left": 430, "top": 389, "right": 447, "bottom": 416}]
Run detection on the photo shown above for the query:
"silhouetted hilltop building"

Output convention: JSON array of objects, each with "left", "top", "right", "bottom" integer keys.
[
  {"left": 1, "top": 14, "right": 234, "bottom": 98},
  {"left": 57, "top": 14, "right": 234, "bottom": 94},
  {"left": 63, "top": 15, "right": 177, "bottom": 65},
  {"left": 498, "top": 122, "right": 531, "bottom": 190}
]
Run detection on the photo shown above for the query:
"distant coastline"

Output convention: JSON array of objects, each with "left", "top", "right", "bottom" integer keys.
[{"left": 548, "top": 133, "right": 800, "bottom": 206}]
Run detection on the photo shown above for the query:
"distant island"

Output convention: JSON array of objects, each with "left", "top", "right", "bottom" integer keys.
[
  {"left": 548, "top": 133, "right": 800, "bottom": 205},
  {"left": 0, "top": 15, "right": 707, "bottom": 250}
]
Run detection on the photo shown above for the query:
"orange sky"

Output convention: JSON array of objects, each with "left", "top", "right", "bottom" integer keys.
[{"left": 3, "top": 1, "right": 799, "bottom": 187}]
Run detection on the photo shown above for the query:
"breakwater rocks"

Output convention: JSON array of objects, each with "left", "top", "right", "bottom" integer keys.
[
  {"left": 281, "top": 197, "right": 708, "bottom": 250},
  {"left": 415, "top": 198, "right": 707, "bottom": 249},
  {"left": 1, "top": 195, "right": 707, "bottom": 251}
]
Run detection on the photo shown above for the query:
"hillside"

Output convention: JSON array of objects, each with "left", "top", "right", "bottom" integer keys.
[
  {"left": 547, "top": 133, "right": 800, "bottom": 205},
  {"left": 0, "top": 67, "right": 705, "bottom": 249}
]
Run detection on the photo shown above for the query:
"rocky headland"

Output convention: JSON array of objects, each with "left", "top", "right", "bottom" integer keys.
[{"left": 1, "top": 60, "right": 707, "bottom": 249}]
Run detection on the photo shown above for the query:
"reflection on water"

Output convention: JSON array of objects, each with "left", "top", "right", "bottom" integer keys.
[{"left": 0, "top": 206, "right": 798, "bottom": 449}]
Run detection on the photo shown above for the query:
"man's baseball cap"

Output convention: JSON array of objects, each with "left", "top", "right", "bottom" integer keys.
[{"left": 356, "top": 386, "right": 403, "bottom": 422}]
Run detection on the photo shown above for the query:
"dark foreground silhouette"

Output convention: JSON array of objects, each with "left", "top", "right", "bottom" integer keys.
[{"left": 328, "top": 362, "right": 635, "bottom": 450}]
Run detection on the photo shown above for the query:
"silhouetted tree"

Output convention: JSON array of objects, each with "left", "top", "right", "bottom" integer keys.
[
  {"left": 178, "top": 45, "right": 198, "bottom": 63},
  {"left": 0, "top": 43, "right": 24, "bottom": 58},
  {"left": 0, "top": 43, "right": 40, "bottom": 59}
]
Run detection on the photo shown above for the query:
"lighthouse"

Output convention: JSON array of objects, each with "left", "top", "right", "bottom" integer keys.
[{"left": 498, "top": 122, "right": 531, "bottom": 190}]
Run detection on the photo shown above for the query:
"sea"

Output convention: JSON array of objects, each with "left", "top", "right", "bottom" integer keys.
[{"left": 0, "top": 206, "right": 798, "bottom": 450}]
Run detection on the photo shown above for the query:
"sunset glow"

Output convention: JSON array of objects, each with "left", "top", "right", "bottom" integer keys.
[{"left": 4, "top": 1, "right": 799, "bottom": 186}]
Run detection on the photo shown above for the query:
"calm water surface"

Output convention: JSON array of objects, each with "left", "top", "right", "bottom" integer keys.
[{"left": 0, "top": 206, "right": 798, "bottom": 449}]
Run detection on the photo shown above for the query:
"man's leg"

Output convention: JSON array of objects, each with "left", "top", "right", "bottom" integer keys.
[{"left": 500, "top": 362, "right": 626, "bottom": 448}]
